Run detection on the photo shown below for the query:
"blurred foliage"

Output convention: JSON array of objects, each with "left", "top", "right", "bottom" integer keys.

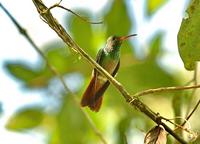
[
  {"left": 146, "top": 0, "right": 168, "bottom": 16},
  {"left": 178, "top": 0, "right": 200, "bottom": 70},
  {"left": 49, "top": 95, "right": 100, "bottom": 144},
  {"left": 192, "top": 135, "right": 200, "bottom": 144},
  {"left": 2, "top": 0, "right": 199, "bottom": 144},
  {"left": 0, "top": 102, "right": 2, "bottom": 115},
  {"left": 105, "top": 0, "right": 131, "bottom": 36},
  {"left": 5, "top": 61, "right": 50, "bottom": 88},
  {"left": 6, "top": 106, "right": 44, "bottom": 131}
]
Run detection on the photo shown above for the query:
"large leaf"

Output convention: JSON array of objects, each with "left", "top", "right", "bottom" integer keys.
[
  {"left": 6, "top": 107, "right": 44, "bottom": 131},
  {"left": 178, "top": 0, "right": 200, "bottom": 70},
  {"left": 146, "top": 0, "right": 168, "bottom": 16}
]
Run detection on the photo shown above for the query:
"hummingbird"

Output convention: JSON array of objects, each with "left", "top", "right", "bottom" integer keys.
[{"left": 81, "top": 34, "right": 137, "bottom": 112}]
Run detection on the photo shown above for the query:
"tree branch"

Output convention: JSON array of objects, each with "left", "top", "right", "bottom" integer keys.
[
  {"left": 0, "top": 3, "right": 107, "bottom": 144},
  {"left": 31, "top": 0, "right": 190, "bottom": 143}
]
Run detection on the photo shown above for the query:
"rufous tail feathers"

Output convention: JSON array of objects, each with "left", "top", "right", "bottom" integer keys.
[{"left": 81, "top": 76, "right": 110, "bottom": 112}]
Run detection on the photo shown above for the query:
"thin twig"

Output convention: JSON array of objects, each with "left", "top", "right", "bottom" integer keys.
[
  {"left": 185, "top": 99, "right": 200, "bottom": 125},
  {"left": 31, "top": 1, "right": 188, "bottom": 143},
  {"left": 184, "top": 78, "right": 195, "bottom": 86},
  {"left": 0, "top": 3, "right": 107, "bottom": 144},
  {"left": 132, "top": 84, "right": 200, "bottom": 97},
  {"left": 161, "top": 116, "right": 193, "bottom": 135},
  {"left": 48, "top": 2, "right": 103, "bottom": 24}
]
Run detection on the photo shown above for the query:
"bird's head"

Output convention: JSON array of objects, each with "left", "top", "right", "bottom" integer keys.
[{"left": 105, "top": 34, "right": 137, "bottom": 52}]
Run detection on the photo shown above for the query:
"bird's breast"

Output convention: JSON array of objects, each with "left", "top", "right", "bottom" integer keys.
[{"left": 103, "top": 60, "right": 118, "bottom": 73}]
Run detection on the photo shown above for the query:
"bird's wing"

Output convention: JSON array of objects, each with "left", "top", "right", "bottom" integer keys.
[
  {"left": 112, "top": 60, "right": 120, "bottom": 76},
  {"left": 93, "top": 48, "right": 104, "bottom": 91},
  {"left": 94, "top": 60, "right": 120, "bottom": 101},
  {"left": 94, "top": 48, "right": 104, "bottom": 75}
]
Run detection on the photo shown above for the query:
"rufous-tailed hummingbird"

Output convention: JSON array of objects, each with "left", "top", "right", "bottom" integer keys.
[{"left": 81, "top": 34, "right": 137, "bottom": 112}]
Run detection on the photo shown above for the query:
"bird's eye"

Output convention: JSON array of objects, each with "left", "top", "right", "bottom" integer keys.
[{"left": 112, "top": 37, "right": 116, "bottom": 41}]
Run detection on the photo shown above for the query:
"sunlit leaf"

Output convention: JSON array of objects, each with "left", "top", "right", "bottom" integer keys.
[
  {"left": 178, "top": 0, "right": 200, "bottom": 70},
  {"left": 6, "top": 107, "right": 44, "bottom": 131},
  {"left": 144, "top": 125, "right": 167, "bottom": 144},
  {"left": 147, "top": 0, "right": 168, "bottom": 16}
]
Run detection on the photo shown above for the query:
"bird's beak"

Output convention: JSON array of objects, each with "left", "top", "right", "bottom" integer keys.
[{"left": 118, "top": 34, "right": 137, "bottom": 41}]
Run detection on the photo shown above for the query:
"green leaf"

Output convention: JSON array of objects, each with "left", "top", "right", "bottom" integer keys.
[
  {"left": 146, "top": 0, "right": 167, "bottom": 16},
  {"left": 6, "top": 107, "right": 44, "bottom": 131},
  {"left": 5, "top": 62, "right": 49, "bottom": 88},
  {"left": 178, "top": 0, "right": 200, "bottom": 70},
  {"left": 104, "top": 0, "right": 132, "bottom": 36},
  {"left": 5, "top": 62, "right": 38, "bottom": 82}
]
